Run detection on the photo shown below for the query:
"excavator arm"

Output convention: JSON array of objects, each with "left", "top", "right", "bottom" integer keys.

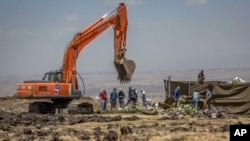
[{"left": 62, "top": 3, "right": 135, "bottom": 88}]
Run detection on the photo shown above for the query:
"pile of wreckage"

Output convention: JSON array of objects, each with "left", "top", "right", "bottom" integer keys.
[
  {"left": 156, "top": 96, "right": 233, "bottom": 119},
  {"left": 160, "top": 77, "right": 250, "bottom": 118}
]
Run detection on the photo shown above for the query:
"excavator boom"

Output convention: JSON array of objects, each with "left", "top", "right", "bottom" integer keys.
[{"left": 62, "top": 2, "right": 135, "bottom": 86}]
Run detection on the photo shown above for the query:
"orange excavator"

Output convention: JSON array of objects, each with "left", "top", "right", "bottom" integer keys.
[{"left": 16, "top": 3, "right": 135, "bottom": 114}]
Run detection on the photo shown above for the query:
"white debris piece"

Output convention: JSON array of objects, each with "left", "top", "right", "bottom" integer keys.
[
  {"left": 95, "top": 96, "right": 100, "bottom": 102},
  {"left": 146, "top": 98, "right": 152, "bottom": 106},
  {"left": 229, "top": 76, "right": 246, "bottom": 84}
]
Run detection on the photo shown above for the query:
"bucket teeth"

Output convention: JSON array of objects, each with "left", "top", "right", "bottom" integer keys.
[{"left": 114, "top": 57, "right": 135, "bottom": 83}]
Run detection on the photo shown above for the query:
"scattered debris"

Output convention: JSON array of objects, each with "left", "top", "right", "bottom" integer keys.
[{"left": 228, "top": 76, "right": 246, "bottom": 84}]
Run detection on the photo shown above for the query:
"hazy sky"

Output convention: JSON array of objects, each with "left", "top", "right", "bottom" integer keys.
[{"left": 0, "top": 0, "right": 249, "bottom": 76}]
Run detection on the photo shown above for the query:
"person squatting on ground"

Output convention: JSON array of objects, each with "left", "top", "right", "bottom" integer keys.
[
  {"left": 100, "top": 90, "right": 107, "bottom": 110},
  {"left": 192, "top": 89, "right": 200, "bottom": 109},
  {"left": 141, "top": 89, "right": 147, "bottom": 108},
  {"left": 110, "top": 88, "right": 118, "bottom": 110},
  {"left": 197, "top": 70, "right": 206, "bottom": 84},
  {"left": 203, "top": 88, "right": 212, "bottom": 110},
  {"left": 118, "top": 88, "right": 125, "bottom": 108},
  {"left": 173, "top": 86, "right": 180, "bottom": 108}
]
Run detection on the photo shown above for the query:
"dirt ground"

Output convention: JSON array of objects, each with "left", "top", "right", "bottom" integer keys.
[{"left": 0, "top": 96, "right": 249, "bottom": 141}]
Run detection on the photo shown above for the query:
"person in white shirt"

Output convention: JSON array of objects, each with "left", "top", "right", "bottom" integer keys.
[
  {"left": 141, "top": 89, "right": 147, "bottom": 108},
  {"left": 192, "top": 89, "right": 200, "bottom": 109}
]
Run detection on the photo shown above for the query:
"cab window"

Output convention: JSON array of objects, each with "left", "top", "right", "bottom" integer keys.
[{"left": 43, "top": 73, "right": 54, "bottom": 82}]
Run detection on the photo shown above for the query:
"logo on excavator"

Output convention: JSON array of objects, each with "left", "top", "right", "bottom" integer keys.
[
  {"left": 55, "top": 84, "right": 60, "bottom": 95},
  {"left": 55, "top": 84, "right": 60, "bottom": 90}
]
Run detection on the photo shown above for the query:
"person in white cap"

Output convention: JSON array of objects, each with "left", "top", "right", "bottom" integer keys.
[{"left": 141, "top": 89, "right": 147, "bottom": 108}]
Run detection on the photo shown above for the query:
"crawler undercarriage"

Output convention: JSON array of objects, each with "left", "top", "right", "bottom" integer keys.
[{"left": 28, "top": 100, "right": 93, "bottom": 114}]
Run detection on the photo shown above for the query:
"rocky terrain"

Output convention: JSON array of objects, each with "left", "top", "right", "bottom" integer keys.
[{"left": 0, "top": 96, "right": 250, "bottom": 141}]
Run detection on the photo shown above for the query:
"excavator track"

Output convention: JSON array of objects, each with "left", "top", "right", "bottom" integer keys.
[
  {"left": 68, "top": 101, "right": 93, "bottom": 114},
  {"left": 28, "top": 102, "right": 54, "bottom": 114},
  {"left": 27, "top": 99, "right": 93, "bottom": 114},
  {"left": 114, "top": 57, "right": 136, "bottom": 83}
]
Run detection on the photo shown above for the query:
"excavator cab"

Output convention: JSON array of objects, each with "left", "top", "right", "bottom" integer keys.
[{"left": 42, "top": 71, "right": 62, "bottom": 82}]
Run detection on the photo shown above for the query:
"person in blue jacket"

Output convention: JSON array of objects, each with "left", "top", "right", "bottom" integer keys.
[
  {"left": 110, "top": 88, "right": 118, "bottom": 110},
  {"left": 203, "top": 88, "right": 212, "bottom": 110},
  {"left": 173, "top": 86, "right": 180, "bottom": 108}
]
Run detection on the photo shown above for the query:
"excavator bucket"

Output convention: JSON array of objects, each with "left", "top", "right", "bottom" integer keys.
[{"left": 114, "top": 57, "right": 136, "bottom": 83}]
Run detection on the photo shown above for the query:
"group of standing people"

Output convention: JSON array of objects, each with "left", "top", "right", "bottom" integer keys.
[
  {"left": 100, "top": 70, "right": 211, "bottom": 110},
  {"left": 172, "top": 70, "right": 212, "bottom": 110},
  {"left": 173, "top": 85, "right": 212, "bottom": 110},
  {"left": 193, "top": 70, "right": 212, "bottom": 110},
  {"left": 192, "top": 88, "right": 212, "bottom": 110},
  {"left": 99, "top": 86, "right": 147, "bottom": 110}
]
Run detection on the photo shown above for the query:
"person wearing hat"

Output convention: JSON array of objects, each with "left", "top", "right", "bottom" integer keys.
[
  {"left": 118, "top": 88, "right": 125, "bottom": 108},
  {"left": 173, "top": 86, "right": 180, "bottom": 108},
  {"left": 141, "top": 89, "right": 147, "bottom": 108}
]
